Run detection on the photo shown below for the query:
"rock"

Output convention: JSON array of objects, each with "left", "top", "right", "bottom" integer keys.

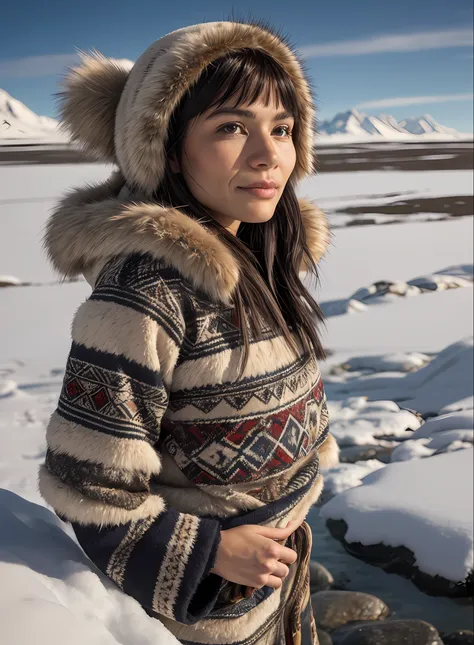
[
  {"left": 441, "top": 630, "right": 474, "bottom": 645},
  {"left": 311, "top": 590, "right": 389, "bottom": 631},
  {"left": 331, "top": 619, "right": 443, "bottom": 645},
  {"left": 317, "top": 629, "right": 333, "bottom": 645},
  {"left": 332, "top": 571, "right": 351, "bottom": 591},
  {"left": 339, "top": 445, "right": 393, "bottom": 464},
  {"left": 325, "top": 519, "right": 474, "bottom": 598},
  {"left": 310, "top": 561, "right": 334, "bottom": 593}
]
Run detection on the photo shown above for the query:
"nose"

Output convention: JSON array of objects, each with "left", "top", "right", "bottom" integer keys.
[{"left": 246, "top": 133, "right": 279, "bottom": 169}]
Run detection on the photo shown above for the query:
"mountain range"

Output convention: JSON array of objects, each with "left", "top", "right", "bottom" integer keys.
[
  {"left": 317, "top": 108, "right": 467, "bottom": 140},
  {"left": 0, "top": 89, "right": 471, "bottom": 144}
]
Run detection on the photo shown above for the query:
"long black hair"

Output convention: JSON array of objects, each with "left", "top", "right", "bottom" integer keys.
[{"left": 153, "top": 46, "right": 327, "bottom": 380}]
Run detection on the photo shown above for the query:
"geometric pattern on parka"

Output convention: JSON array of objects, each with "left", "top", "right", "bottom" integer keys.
[
  {"left": 168, "top": 353, "right": 319, "bottom": 415},
  {"left": 162, "top": 372, "right": 327, "bottom": 485},
  {"left": 58, "top": 351, "right": 168, "bottom": 442},
  {"left": 92, "top": 253, "right": 186, "bottom": 347}
]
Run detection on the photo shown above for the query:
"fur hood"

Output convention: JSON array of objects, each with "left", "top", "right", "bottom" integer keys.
[
  {"left": 43, "top": 168, "right": 330, "bottom": 306},
  {"left": 56, "top": 19, "right": 317, "bottom": 195},
  {"left": 46, "top": 18, "right": 330, "bottom": 306}
]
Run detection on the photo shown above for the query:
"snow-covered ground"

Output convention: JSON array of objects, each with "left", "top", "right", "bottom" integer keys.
[
  {"left": 299, "top": 167, "right": 473, "bottom": 226},
  {"left": 1, "top": 157, "right": 473, "bottom": 640}
]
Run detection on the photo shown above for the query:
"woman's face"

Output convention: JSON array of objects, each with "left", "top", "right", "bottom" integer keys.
[{"left": 170, "top": 96, "right": 297, "bottom": 235}]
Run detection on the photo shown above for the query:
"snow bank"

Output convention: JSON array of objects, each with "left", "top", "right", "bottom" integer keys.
[
  {"left": 0, "top": 489, "right": 180, "bottom": 645},
  {"left": 320, "top": 449, "right": 474, "bottom": 583},
  {"left": 330, "top": 352, "right": 431, "bottom": 375},
  {"left": 390, "top": 410, "right": 473, "bottom": 462},
  {"left": 322, "top": 264, "right": 473, "bottom": 317},
  {"left": 326, "top": 338, "right": 474, "bottom": 416},
  {"left": 326, "top": 397, "right": 421, "bottom": 446},
  {"left": 0, "top": 275, "right": 22, "bottom": 287},
  {"left": 321, "top": 459, "right": 385, "bottom": 498}
]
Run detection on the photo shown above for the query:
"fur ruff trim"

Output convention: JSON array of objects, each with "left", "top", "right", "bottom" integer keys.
[
  {"left": 57, "top": 19, "right": 316, "bottom": 195},
  {"left": 38, "top": 465, "right": 165, "bottom": 527},
  {"left": 318, "top": 433, "right": 340, "bottom": 470},
  {"left": 43, "top": 170, "right": 330, "bottom": 305}
]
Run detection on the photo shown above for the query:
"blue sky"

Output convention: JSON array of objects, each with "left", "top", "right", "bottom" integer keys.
[{"left": 0, "top": 0, "right": 472, "bottom": 132}]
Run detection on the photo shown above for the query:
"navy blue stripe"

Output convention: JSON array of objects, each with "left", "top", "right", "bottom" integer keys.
[
  {"left": 176, "top": 517, "right": 222, "bottom": 622},
  {"left": 204, "top": 585, "right": 273, "bottom": 620},
  {"left": 171, "top": 353, "right": 308, "bottom": 399},
  {"left": 90, "top": 286, "right": 183, "bottom": 347},
  {"left": 69, "top": 341, "right": 162, "bottom": 388},
  {"left": 57, "top": 402, "right": 154, "bottom": 442},
  {"left": 121, "top": 510, "right": 179, "bottom": 610},
  {"left": 71, "top": 520, "right": 130, "bottom": 573},
  {"left": 218, "top": 472, "right": 316, "bottom": 530}
]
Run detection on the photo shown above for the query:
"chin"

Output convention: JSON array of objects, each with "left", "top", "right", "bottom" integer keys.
[{"left": 240, "top": 207, "right": 276, "bottom": 224}]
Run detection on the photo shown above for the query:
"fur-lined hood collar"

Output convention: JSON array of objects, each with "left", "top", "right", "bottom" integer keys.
[{"left": 43, "top": 169, "right": 330, "bottom": 305}]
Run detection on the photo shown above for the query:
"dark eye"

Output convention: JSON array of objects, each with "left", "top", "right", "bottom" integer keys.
[
  {"left": 219, "top": 123, "right": 245, "bottom": 135},
  {"left": 275, "top": 125, "right": 293, "bottom": 138},
  {"left": 217, "top": 123, "right": 293, "bottom": 137}
]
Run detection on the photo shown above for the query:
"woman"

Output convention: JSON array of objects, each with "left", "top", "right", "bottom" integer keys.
[{"left": 38, "top": 17, "right": 339, "bottom": 645}]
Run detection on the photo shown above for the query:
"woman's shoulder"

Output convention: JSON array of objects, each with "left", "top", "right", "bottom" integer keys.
[
  {"left": 95, "top": 252, "right": 180, "bottom": 287},
  {"left": 90, "top": 252, "right": 192, "bottom": 318}
]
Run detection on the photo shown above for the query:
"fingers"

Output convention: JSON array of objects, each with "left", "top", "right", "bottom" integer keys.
[
  {"left": 266, "top": 574, "right": 285, "bottom": 589},
  {"left": 272, "top": 560, "right": 290, "bottom": 579},
  {"left": 276, "top": 544, "right": 298, "bottom": 565},
  {"left": 255, "top": 521, "right": 297, "bottom": 540}
]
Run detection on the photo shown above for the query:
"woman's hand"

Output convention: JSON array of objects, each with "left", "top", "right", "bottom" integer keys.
[{"left": 210, "top": 520, "right": 300, "bottom": 589}]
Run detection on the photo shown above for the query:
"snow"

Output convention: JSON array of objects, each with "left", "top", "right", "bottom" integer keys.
[
  {"left": 320, "top": 449, "right": 474, "bottom": 583},
  {"left": 0, "top": 275, "right": 22, "bottom": 286},
  {"left": 326, "top": 397, "right": 421, "bottom": 446},
  {"left": 322, "top": 264, "right": 473, "bottom": 317},
  {"left": 1, "top": 145, "right": 473, "bottom": 638},
  {"left": 0, "top": 89, "right": 68, "bottom": 142},
  {"left": 0, "top": 491, "right": 180, "bottom": 644},
  {"left": 299, "top": 168, "right": 473, "bottom": 224},
  {"left": 0, "top": 164, "right": 113, "bottom": 283},
  {"left": 411, "top": 410, "right": 474, "bottom": 438},
  {"left": 332, "top": 352, "right": 431, "bottom": 374},
  {"left": 321, "top": 459, "right": 386, "bottom": 498},
  {"left": 390, "top": 411, "right": 474, "bottom": 462},
  {"left": 326, "top": 337, "right": 474, "bottom": 417},
  {"left": 317, "top": 109, "right": 469, "bottom": 141}
]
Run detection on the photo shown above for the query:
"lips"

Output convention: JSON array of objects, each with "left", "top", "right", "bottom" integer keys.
[
  {"left": 239, "top": 181, "right": 278, "bottom": 189},
  {"left": 238, "top": 186, "right": 277, "bottom": 199}
]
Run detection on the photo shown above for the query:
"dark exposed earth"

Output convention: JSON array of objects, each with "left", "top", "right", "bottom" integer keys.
[{"left": 1, "top": 140, "right": 472, "bottom": 221}]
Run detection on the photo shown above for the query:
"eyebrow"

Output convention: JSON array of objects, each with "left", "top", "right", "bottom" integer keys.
[{"left": 205, "top": 107, "right": 294, "bottom": 121}]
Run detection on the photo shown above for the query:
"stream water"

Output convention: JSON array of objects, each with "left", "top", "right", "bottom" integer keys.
[{"left": 307, "top": 506, "right": 473, "bottom": 633}]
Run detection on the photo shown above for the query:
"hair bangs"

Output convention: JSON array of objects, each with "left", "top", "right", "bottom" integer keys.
[
  {"left": 205, "top": 49, "right": 299, "bottom": 120},
  {"left": 173, "top": 49, "right": 301, "bottom": 144}
]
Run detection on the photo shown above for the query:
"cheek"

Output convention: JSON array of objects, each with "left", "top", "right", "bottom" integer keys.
[
  {"left": 284, "top": 145, "right": 297, "bottom": 176},
  {"left": 185, "top": 140, "right": 229, "bottom": 180}
]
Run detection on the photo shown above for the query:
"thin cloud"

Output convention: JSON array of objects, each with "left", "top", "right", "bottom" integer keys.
[
  {"left": 0, "top": 53, "right": 81, "bottom": 78},
  {"left": 0, "top": 52, "right": 134, "bottom": 78},
  {"left": 299, "top": 28, "right": 473, "bottom": 58},
  {"left": 357, "top": 93, "right": 474, "bottom": 108}
]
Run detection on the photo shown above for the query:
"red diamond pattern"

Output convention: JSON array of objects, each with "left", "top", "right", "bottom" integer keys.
[{"left": 93, "top": 389, "right": 109, "bottom": 410}]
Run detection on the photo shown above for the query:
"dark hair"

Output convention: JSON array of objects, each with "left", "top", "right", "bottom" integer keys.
[{"left": 153, "top": 47, "right": 327, "bottom": 380}]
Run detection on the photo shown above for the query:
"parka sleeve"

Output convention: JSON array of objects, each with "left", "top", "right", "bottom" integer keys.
[{"left": 37, "top": 254, "right": 223, "bottom": 625}]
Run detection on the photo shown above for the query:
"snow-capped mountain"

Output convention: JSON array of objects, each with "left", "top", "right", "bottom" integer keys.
[
  {"left": 317, "top": 108, "right": 469, "bottom": 142},
  {"left": 2, "top": 89, "right": 471, "bottom": 145},
  {"left": 0, "top": 89, "right": 67, "bottom": 142}
]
